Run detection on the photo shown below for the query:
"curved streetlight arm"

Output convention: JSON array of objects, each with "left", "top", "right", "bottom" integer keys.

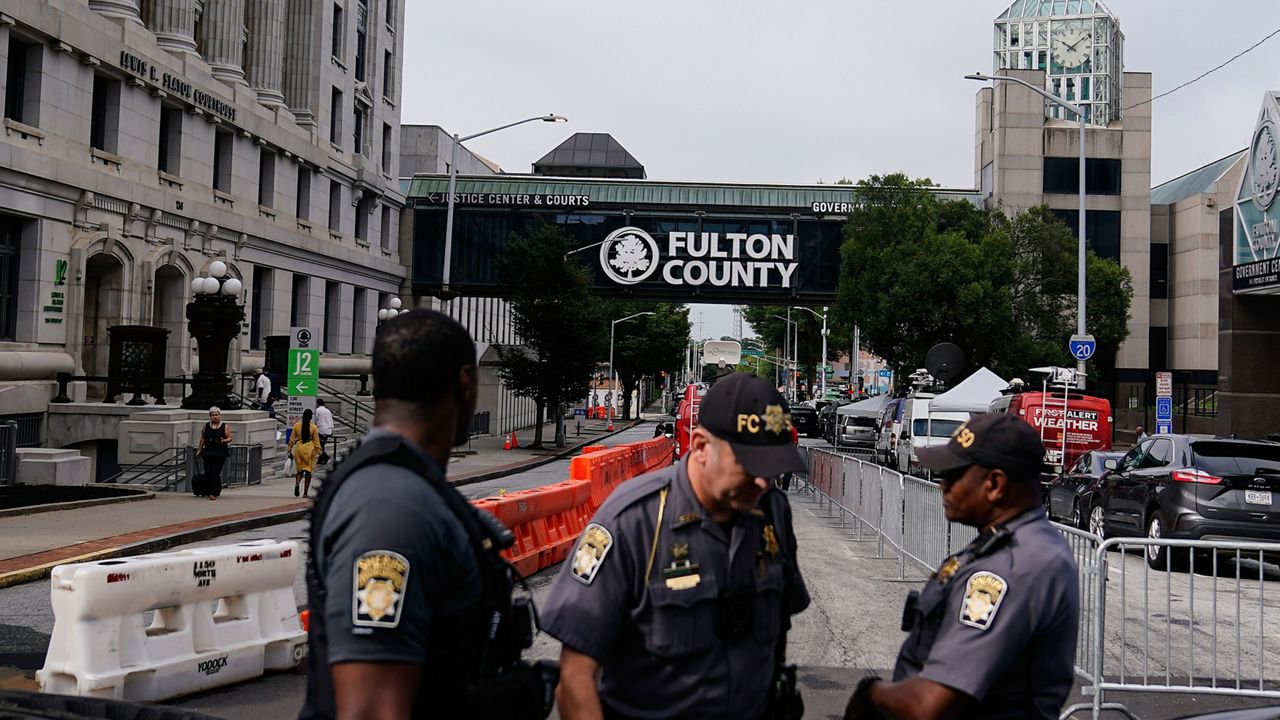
[
  {"left": 608, "top": 312, "right": 655, "bottom": 420},
  {"left": 564, "top": 239, "right": 608, "bottom": 259},
  {"left": 964, "top": 73, "right": 1084, "bottom": 117},
  {"left": 459, "top": 114, "right": 568, "bottom": 143}
]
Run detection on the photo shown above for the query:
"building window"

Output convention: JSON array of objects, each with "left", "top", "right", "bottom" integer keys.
[
  {"left": 296, "top": 166, "right": 312, "bottom": 220},
  {"left": 352, "top": 287, "right": 367, "bottom": 353},
  {"left": 1050, "top": 209, "right": 1121, "bottom": 262},
  {"left": 328, "top": 180, "right": 342, "bottom": 232},
  {"left": 353, "top": 104, "right": 366, "bottom": 155},
  {"left": 290, "top": 273, "right": 308, "bottom": 326},
  {"left": 331, "top": 2, "right": 345, "bottom": 60},
  {"left": 354, "top": 0, "right": 367, "bottom": 82},
  {"left": 4, "top": 38, "right": 38, "bottom": 126},
  {"left": 1150, "top": 243, "right": 1169, "bottom": 300},
  {"left": 355, "top": 197, "right": 371, "bottom": 243},
  {"left": 1149, "top": 326, "right": 1168, "bottom": 374},
  {"left": 380, "top": 204, "right": 392, "bottom": 251},
  {"left": 90, "top": 74, "right": 121, "bottom": 153},
  {"left": 258, "top": 148, "right": 276, "bottom": 208},
  {"left": 157, "top": 106, "right": 183, "bottom": 175},
  {"left": 1043, "top": 157, "right": 1122, "bottom": 195},
  {"left": 329, "top": 88, "right": 343, "bottom": 146},
  {"left": 381, "top": 122, "right": 392, "bottom": 171},
  {"left": 213, "top": 129, "right": 233, "bottom": 192},
  {"left": 0, "top": 216, "right": 23, "bottom": 340},
  {"left": 382, "top": 49, "right": 393, "bottom": 99},
  {"left": 250, "top": 266, "right": 271, "bottom": 349},
  {"left": 324, "top": 280, "right": 339, "bottom": 351},
  {"left": 384, "top": 0, "right": 394, "bottom": 26}
]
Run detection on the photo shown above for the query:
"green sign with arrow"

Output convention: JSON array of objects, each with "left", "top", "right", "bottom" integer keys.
[{"left": 288, "top": 348, "right": 319, "bottom": 397}]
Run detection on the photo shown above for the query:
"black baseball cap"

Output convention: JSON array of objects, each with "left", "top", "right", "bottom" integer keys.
[
  {"left": 917, "top": 413, "right": 1048, "bottom": 480},
  {"left": 698, "top": 373, "right": 806, "bottom": 478}
]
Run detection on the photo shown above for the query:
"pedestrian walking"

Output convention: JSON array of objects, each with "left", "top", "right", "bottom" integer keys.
[
  {"left": 545, "top": 372, "right": 810, "bottom": 720},
  {"left": 262, "top": 394, "right": 277, "bottom": 419},
  {"left": 314, "top": 399, "right": 334, "bottom": 460},
  {"left": 254, "top": 368, "right": 271, "bottom": 405},
  {"left": 195, "top": 406, "right": 232, "bottom": 500},
  {"left": 843, "top": 413, "right": 1079, "bottom": 720},
  {"left": 301, "top": 309, "right": 555, "bottom": 720},
  {"left": 288, "top": 408, "right": 322, "bottom": 497},
  {"left": 1135, "top": 425, "right": 1149, "bottom": 443}
]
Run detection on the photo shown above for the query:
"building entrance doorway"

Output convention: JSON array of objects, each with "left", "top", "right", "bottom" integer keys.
[
  {"left": 82, "top": 254, "right": 124, "bottom": 397},
  {"left": 153, "top": 264, "right": 186, "bottom": 399}
]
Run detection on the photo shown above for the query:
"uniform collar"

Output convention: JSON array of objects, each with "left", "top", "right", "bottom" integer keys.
[
  {"left": 1002, "top": 505, "right": 1049, "bottom": 532},
  {"left": 364, "top": 428, "right": 445, "bottom": 478},
  {"left": 670, "top": 458, "right": 707, "bottom": 529}
]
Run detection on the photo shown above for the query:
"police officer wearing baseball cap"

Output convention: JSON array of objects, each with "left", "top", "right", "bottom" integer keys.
[
  {"left": 543, "top": 372, "right": 811, "bottom": 719},
  {"left": 844, "top": 413, "right": 1080, "bottom": 720}
]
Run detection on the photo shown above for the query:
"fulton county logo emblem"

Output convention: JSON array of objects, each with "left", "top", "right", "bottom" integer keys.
[{"left": 599, "top": 227, "right": 660, "bottom": 285}]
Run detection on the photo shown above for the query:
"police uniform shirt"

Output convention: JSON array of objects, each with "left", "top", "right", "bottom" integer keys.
[
  {"left": 541, "top": 458, "right": 810, "bottom": 719},
  {"left": 314, "top": 430, "right": 481, "bottom": 669},
  {"left": 893, "top": 507, "right": 1079, "bottom": 719}
]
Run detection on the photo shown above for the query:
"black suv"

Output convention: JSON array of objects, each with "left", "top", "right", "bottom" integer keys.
[
  {"left": 1091, "top": 435, "right": 1280, "bottom": 568},
  {"left": 790, "top": 403, "right": 819, "bottom": 438}
]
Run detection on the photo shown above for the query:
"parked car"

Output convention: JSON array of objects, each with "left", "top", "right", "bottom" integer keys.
[
  {"left": 1090, "top": 435, "right": 1280, "bottom": 568},
  {"left": 837, "top": 413, "right": 880, "bottom": 450},
  {"left": 791, "top": 403, "right": 820, "bottom": 438},
  {"left": 896, "top": 396, "right": 969, "bottom": 477},
  {"left": 1046, "top": 450, "right": 1126, "bottom": 529}
]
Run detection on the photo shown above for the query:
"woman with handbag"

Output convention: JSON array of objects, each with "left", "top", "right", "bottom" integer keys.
[
  {"left": 288, "top": 407, "right": 322, "bottom": 497},
  {"left": 196, "top": 406, "right": 233, "bottom": 500}
]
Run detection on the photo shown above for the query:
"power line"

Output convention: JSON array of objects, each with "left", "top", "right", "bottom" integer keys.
[{"left": 1124, "top": 25, "right": 1280, "bottom": 112}]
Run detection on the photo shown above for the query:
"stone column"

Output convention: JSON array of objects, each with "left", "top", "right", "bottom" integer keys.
[
  {"left": 282, "top": 0, "right": 318, "bottom": 126},
  {"left": 199, "top": 0, "right": 246, "bottom": 86},
  {"left": 89, "top": 0, "right": 144, "bottom": 24},
  {"left": 244, "top": 0, "right": 286, "bottom": 107},
  {"left": 148, "top": 0, "right": 198, "bottom": 54}
]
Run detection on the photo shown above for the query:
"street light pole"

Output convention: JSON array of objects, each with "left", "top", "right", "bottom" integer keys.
[
  {"left": 442, "top": 114, "right": 568, "bottom": 293},
  {"left": 609, "top": 311, "right": 654, "bottom": 430},
  {"left": 771, "top": 313, "right": 796, "bottom": 401},
  {"left": 966, "top": 72, "right": 1087, "bottom": 386},
  {"left": 794, "top": 306, "right": 829, "bottom": 398}
]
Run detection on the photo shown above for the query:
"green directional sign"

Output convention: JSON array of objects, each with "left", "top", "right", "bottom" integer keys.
[
  {"left": 288, "top": 348, "right": 319, "bottom": 397},
  {"left": 742, "top": 348, "right": 764, "bottom": 357}
]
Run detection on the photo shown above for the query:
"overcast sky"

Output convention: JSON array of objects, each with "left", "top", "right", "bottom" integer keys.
[{"left": 403, "top": 0, "right": 1280, "bottom": 339}]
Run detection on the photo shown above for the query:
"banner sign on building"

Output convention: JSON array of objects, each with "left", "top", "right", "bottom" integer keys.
[
  {"left": 1234, "top": 92, "right": 1280, "bottom": 294},
  {"left": 1155, "top": 370, "right": 1173, "bottom": 434}
]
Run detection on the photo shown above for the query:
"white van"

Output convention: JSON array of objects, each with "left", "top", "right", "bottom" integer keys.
[{"left": 895, "top": 396, "right": 970, "bottom": 477}]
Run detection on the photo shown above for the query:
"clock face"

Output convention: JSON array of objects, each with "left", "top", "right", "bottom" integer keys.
[
  {"left": 1253, "top": 122, "right": 1279, "bottom": 211},
  {"left": 1053, "top": 20, "right": 1092, "bottom": 70}
]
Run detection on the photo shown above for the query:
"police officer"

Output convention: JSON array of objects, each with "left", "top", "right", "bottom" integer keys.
[
  {"left": 843, "top": 413, "right": 1079, "bottom": 720},
  {"left": 301, "top": 310, "right": 552, "bottom": 720},
  {"left": 544, "top": 372, "right": 810, "bottom": 720}
]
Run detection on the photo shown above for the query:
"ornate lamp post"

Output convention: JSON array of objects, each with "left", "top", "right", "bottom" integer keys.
[
  {"left": 376, "top": 296, "right": 406, "bottom": 328},
  {"left": 182, "top": 260, "right": 245, "bottom": 410}
]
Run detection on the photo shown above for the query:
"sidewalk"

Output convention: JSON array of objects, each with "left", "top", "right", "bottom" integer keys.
[{"left": 0, "top": 415, "right": 643, "bottom": 588}]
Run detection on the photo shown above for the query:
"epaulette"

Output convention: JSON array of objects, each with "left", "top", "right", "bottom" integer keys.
[{"left": 592, "top": 467, "right": 676, "bottom": 521}]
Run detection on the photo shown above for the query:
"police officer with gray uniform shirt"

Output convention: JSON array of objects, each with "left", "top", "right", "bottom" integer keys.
[
  {"left": 543, "top": 373, "right": 810, "bottom": 720},
  {"left": 844, "top": 413, "right": 1079, "bottom": 720}
]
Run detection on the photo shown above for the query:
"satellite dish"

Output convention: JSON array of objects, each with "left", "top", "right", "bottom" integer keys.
[{"left": 925, "top": 343, "right": 965, "bottom": 383}]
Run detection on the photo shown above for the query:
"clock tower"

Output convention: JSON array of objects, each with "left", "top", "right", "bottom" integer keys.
[{"left": 993, "top": 0, "right": 1125, "bottom": 126}]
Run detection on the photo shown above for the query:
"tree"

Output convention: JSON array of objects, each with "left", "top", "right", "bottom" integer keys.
[
  {"left": 496, "top": 222, "right": 605, "bottom": 448},
  {"left": 604, "top": 301, "right": 691, "bottom": 420}
]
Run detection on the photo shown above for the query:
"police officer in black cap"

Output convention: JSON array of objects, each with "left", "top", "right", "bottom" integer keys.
[
  {"left": 543, "top": 372, "right": 810, "bottom": 720},
  {"left": 844, "top": 413, "right": 1079, "bottom": 720}
]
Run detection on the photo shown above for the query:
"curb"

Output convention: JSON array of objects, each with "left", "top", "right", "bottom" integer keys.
[
  {"left": 450, "top": 420, "right": 642, "bottom": 487},
  {"left": 0, "top": 505, "right": 309, "bottom": 589},
  {"left": 0, "top": 490, "right": 154, "bottom": 519}
]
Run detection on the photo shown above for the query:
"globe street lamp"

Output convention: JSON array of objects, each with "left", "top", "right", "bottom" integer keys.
[
  {"left": 609, "top": 311, "right": 654, "bottom": 430},
  {"left": 442, "top": 114, "right": 568, "bottom": 293},
  {"left": 794, "top": 306, "right": 829, "bottom": 398},
  {"left": 376, "top": 296, "right": 406, "bottom": 328},
  {"left": 966, "top": 72, "right": 1087, "bottom": 386},
  {"left": 182, "top": 260, "right": 245, "bottom": 410}
]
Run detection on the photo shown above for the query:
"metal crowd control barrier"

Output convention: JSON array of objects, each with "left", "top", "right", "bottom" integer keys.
[{"left": 798, "top": 447, "right": 1280, "bottom": 719}]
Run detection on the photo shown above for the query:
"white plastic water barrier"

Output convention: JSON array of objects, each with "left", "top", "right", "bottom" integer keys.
[{"left": 37, "top": 539, "right": 307, "bottom": 702}]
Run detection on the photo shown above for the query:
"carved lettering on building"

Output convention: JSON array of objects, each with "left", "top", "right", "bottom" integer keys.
[{"left": 119, "top": 51, "right": 237, "bottom": 122}]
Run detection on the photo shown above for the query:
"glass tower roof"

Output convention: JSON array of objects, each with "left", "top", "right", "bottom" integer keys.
[{"left": 998, "top": 0, "right": 1113, "bottom": 19}]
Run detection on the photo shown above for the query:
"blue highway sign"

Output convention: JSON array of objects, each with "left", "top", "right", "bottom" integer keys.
[{"left": 1069, "top": 334, "right": 1096, "bottom": 361}]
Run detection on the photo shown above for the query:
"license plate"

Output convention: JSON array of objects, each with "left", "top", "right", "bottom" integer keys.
[{"left": 1246, "top": 490, "right": 1273, "bottom": 506}]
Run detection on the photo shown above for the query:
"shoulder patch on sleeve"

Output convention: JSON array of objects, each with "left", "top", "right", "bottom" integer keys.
[
  {"left": 352, "top": 550, "right": 410, "bottom": 628},
  {"left": 959, "top": 571, "right": 1007, "bottom": 630},
  {"left": 571, "top": 523, "right": 614, "bottom": 585}
]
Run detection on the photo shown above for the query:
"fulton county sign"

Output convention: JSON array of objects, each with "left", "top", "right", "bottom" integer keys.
[
  {"left": 598, "top": 226, "right": 799, "bottom": 289},
  {"left": 1234, "top": 91, "right": 1280, "bottom": 294}
]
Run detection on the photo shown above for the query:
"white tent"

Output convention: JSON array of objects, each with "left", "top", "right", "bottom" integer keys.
[
  {"left": 836, "top": 393, "right": 894, "bottom": 417},
  {"left": 929, "top": 367, "right": 1008, "bottom": 413}
]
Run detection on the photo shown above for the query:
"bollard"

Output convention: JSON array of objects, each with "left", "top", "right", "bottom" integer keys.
[{"left": 37, "top": 540, "right": 306, "bottom": 703}]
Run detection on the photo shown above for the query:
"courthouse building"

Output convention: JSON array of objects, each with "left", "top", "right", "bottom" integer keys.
[{"left": 0, "top": 0, "right": 405, "bottom": 470}]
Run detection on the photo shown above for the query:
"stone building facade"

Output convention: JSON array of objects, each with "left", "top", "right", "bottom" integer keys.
[{"left": 0, "top": 0, "right": 405, "bottom": 471}]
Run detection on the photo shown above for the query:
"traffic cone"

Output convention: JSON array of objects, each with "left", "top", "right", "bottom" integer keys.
[
  {"left": 511, "top": 431, "right": 519, "bottom": 449},
  {"left": 503, "top": 434, "right": 511, "bottom": 450}
]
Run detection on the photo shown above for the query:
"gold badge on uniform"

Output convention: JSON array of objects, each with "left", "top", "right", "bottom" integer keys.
[
  {"left": 571, "top": 523, "right": 614, "bottom": 586},
  {"left": 959, "top": 571, "right": 1008, "bottom": 630},
  {"left": 762, "top": 525, "right": 780, "bottom": 557},
  {"left": 671, "top": 543, "right": 689, "bottom": 560},
  {"left": 935, "top": 556, "right": 960, "bottom": 585},
  {"left": 662, "top": 558, "right": 701, "bottom": 590},
  {"left": 352, "top": 550, "right": 410, "bottom": 628},
  {"left": 677, "top": 513, "right": 701, "bottom": 525}
]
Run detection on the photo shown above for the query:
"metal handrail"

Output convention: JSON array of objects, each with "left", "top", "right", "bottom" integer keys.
[{"left": 103, "top": 446, "right": 187, "bottom": 491}]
